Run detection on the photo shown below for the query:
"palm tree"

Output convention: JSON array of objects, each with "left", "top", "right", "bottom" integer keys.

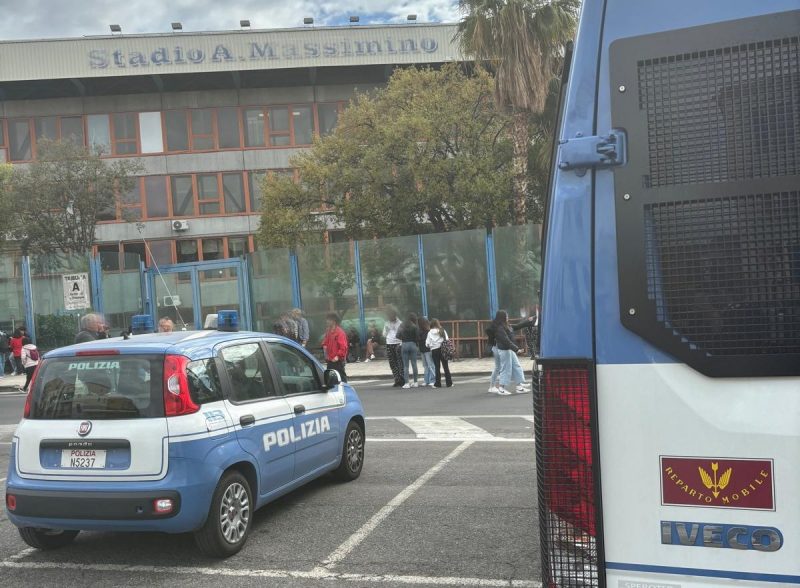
[{"left": 456, "top": 0, "right": 579, "bottom": 223}]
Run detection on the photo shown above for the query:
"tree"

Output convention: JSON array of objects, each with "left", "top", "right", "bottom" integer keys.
[
  {"left": 3, "top": 140, "right": 142, "bottom": 255},
  {"left": 257, "top": 65, "right": 515, "bottom": 248},
  {"left": 456, "top": 0, "right": 579, "bottom": 222}
]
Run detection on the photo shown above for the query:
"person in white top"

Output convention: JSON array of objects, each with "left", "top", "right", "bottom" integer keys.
[
  {"left": 382, "top": 310, "right": 404, "bottom": 387},
  {"left": 425, "top": 319, "right": 452, "bottom": 388},
  {"left": 20, "top": 336, "right": 40, "bottom": 392}
]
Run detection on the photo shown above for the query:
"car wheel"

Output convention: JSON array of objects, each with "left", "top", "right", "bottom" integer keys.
[
  {"left": 194, "top": 470, "right": 253, "bottom": 558},
  {"left": 333, "top": 420, "right": 364, "bottom": 482},
  {"left": 18, "top": 527, "right": 79, "bottom": 550}
]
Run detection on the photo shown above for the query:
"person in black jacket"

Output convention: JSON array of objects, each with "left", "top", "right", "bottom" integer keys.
[
  {"left": 398, "top": 313, "right": 420, "bottom": 388},
  {"left": 493, "top": 310, "right": 533, "bottom": 395}
]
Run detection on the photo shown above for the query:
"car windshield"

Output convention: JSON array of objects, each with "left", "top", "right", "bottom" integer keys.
[{"left": 30, "top": 355, "right": 165, "bottom": 420}]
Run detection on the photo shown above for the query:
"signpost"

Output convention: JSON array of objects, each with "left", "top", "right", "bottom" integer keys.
[{"left": 62, "top": 273, "right": 91, "bottom": 311}]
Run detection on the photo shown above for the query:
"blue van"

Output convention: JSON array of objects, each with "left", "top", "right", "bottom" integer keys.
[{"left": 5, "top": 325, "right": 365, "bottom": 557}]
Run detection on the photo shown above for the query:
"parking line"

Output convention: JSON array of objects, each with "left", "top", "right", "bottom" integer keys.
[
  {"left": 366, "top": 415, "right": 532, "bottom": 420},
  {"left": 0, "top": 560, "right": 540, "bottom": 586},
  {"left": 319, "top": 440, "right": 474, "bottom": 571},
  {"left": 366, "top": 438, "right": 533, "bottom": 443}
]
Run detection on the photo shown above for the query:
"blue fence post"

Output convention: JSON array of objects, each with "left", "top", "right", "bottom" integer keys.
[
  {"left": 21, "top": 256, "right": 35, "bottom": 343},
  {"left": 140, "top": 260, "right": 151, "bottom": 318},
  {"left": 89, "top": 254, "right": 104, "bottom": 317},
  {"left": 353, "top": 241, "right": 367, "bottom": 342},
  {"left": 289, "top": 249, "right": 302, "bottom": 309},
  {"left": 190, "top": 267, "right": 202, "bottom": 329},
  {"left": 417, "top": 235, "right": 429, "bottom": 318},
  {"left": 486, "top": 231, "right": 499, "bottom": 318},
  {"left": 239, "top": 257, "right": 253, "bottom": 331}
]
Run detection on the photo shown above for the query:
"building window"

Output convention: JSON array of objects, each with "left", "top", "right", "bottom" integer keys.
[
  {"left": 292, "top": 105, "right": 314, "bottom": 145},
  {"left": 120, "top": 178, "right": 143, "bottom": 220},
  {"left": 87, "top": 114, "right": 111, "bottom": 153},
  {"left": 223, "top": 173, "right": 245, "bottom": 213},
  {"left": 112, "top": 113, "right": 138, "bottom": 155},
  {"left": 34, "top": 117, "right": 58, "bottom": 142},
  {"left": 165, "top": 110, "right": 189, "bottom": 151},
  {"left": 171, "top": 176, "right": 194, "bottom": 216},
  {"left": 139, "top": 112, "right": 163, "bottom": 153},
  {"left": 61, "top": 116, "right": 85, "bottom": 146},
  {"left": 97, "top": 244, "right": 120, "bottom": 272},
  {"left": 9, "top": 119, "right": 32, "bottom": 161},
  {"left": 190, "top": 109, "right": 215, "bottom": 151},
  {"left": 122, "top": 242, "right": 146, "bottom": 270},
  {"left": 148, "top": 240, "right": 174, "bottom": 267},
  {"left": 268, "top": 106, "right": 290, "bottom": 146},
  {"left": 177, "top": 239, "right": 199, "bottom": 263},
  {"left": 228, "top": 236, "right": 248, "bottom": 258},
  {"left": 248, "top": 170, "right": 266, "bottom": 211},
  {"left": 218, "top": 107, "right": 241, "bottom": 149},
  {"left": 317, "top": 103, "right": 341, "bottom": 136},
  {"left": 197, "top": 174, "right": 221, "bottom": 215},
  {"left": 144, "top": 175, "right": 169, "bottom": 218},
  {"left": 244, "top": 109, "right": 265, "bottom": 147},
  {"left": 202, "top": 238, "right": 223, "bottom": 261}
]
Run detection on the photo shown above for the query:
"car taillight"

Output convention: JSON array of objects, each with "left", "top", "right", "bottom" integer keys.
[
  {"left": 162, "top": 355, "right": 198, "bottom": 417},
  {"left": 23, "top": 362, "right": 42, "bottom": 418},
  {"left": 534, "top": 362, "right": 603, "bottom": 587},
  {"left": 6, "top": 494, "right": 16, "bottom": 511}
]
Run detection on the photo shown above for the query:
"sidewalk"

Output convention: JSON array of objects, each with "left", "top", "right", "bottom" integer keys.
[
  {"left": 345, "top": 356, "right": 495, "bottom": 380},
  {"left": 0, "top": 373, "right": 26, "bottom": 392}
]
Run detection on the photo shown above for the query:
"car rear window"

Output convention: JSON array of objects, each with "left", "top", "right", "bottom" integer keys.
[{"left": 30, "top": 355, "right": 165, "bottom": 420}]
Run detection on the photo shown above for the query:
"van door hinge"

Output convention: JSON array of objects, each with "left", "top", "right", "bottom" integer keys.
[{"left": 557, "top": 129, "right": 627, "bottom": 176}]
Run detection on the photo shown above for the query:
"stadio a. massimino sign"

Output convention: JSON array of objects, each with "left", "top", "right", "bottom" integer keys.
[{"left": 88, "top": 36, "right": 440, "bottom": 69}]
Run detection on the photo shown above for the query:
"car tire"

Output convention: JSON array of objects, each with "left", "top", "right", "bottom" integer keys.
[
  {"left": 18, "top": 527, "right": 79, "bottom": 550},
  {"left": 333, "top": 420, "right": 365, "bottom": 482},
  {"left": 194, "top": 470, "right": 253, "bottom": 558}
]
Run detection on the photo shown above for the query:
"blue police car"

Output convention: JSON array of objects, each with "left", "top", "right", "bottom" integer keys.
[{"left": 5, "top": 312, "right": 366, "bottom": 557}]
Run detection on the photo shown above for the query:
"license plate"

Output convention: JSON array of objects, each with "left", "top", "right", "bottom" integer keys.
[{"left": 60, "top": 449, "right": 106, "bottom": 469}]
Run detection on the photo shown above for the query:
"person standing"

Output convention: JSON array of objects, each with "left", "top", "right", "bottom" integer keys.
[
  {"left": 0, "top": 330, "right": 10, "bottom": 376},
  {"left": 484, "top": 320, "right": 503, "bottom": 394},
  {"left": 426, "top": 319, "right": 453, "bottom": 388},
  {"left": 20, "top": 336, "right": 40, "bottom": 392},
  {"left": 399, "top": 312, "right": 420, "bottom": 389},
  {"left": 382, "top": 310, "right": 404, "bottom": 387},
  {"left": 322, "top": 313, "right": 349, "bottom": 382},
  {"left": 417, "top": 316, "right": 434, "bottom": 387},
  {"left": 9, "top": 328, "right": 24, "bottom": 375},
  {"left": 158, "top": 317, "right": 175, "bottom": 333},
  {"left": 74, "top": 313, "right": 102, "bottom": 344},
  {"left": 493, "top": 310, "right": 531, "bottom": 395},
  {"left": 291, "top": 308, "right": 309, "bottom": 347}
]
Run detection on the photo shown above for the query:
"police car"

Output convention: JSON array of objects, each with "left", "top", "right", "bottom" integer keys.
[{"left": 5, "top": 312, "right": 365, "bottom": 558}]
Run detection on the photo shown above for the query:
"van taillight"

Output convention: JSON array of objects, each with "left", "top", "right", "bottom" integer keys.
[
  {"left": 535, "top": 362, "right": 603, "bottom": 587},
  {"left": 162, "top": 355, "right": 199, "bottom": 417}
]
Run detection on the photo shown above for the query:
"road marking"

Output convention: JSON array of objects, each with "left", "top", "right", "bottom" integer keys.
[
  {"left": 5, "top": 548, "right": 36, "bottom": 562},
  {"left": 367, "top": 438, "right": 534, "bottom": 443},
  {"left": 319, "top": 440, "right": 474, "bottom": 570},
  {"left": 397, "top": 417, "right": 494, "bottom": 440},
  {"left": 366, "top": 415, "right": 533, "bottom": 420},
  {"left": 0, "top": 424, "right": 18, "bottom": 435},
  {"left": 0, "top": 560, "right": 540, "bottom": 586}
]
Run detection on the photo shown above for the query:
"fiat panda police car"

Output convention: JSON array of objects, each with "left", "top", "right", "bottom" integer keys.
[{"left": 5, "top": 312, "right": 365, "bottom": 558}]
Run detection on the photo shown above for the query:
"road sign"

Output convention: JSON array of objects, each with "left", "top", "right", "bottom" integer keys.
[{"left": 62, "top": 273, "right": 91, "bottom": 311}]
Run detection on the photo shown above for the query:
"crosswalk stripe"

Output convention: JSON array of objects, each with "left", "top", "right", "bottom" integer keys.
[{"left": 397, "top": 416, "right": 494, "bottom": 440}]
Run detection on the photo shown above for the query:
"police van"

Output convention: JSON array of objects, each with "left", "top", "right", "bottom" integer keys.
[
  {"left": 535, "top": 1, "right": 798, "bottom": 587},
  {"left": 5, "top": 312, "right": 365, "bottom": 557}
]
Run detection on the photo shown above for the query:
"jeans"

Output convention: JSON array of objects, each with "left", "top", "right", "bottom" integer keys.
[
  {"left": 498, "top": 350, "right": 526, "bottom": 387},
  {"left": 489, "top": 346, "right": 501, "bottom": 386},
  {"left": 400, "top": 341, "right": 418, "bottom": 383},
  {"left": 326, "top": 360, "right": 348, "bottom": 383},
  {"left": 0, "top": 351, "right": 9, "bottom": 376},
  {"left": 421, "top": 351, "right": 434, "bottom": 385}
]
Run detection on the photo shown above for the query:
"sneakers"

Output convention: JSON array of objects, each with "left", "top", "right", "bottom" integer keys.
[
  {"left": 412, "top": 382, "right": 419, "bottom": 388},
  {"left": 515, "top": 385, "right": 530, "bottom": 394},
  {"left": 497, "top": 387, "right": 512, "bottom": 395},
  {"left": 402, "top": 383, "right": 411, "bottom": 389},
  {"left": 369, "top": 354, "right": 375, "bottom": 360},
  {"left": 364, "top": 358, "right": 370, "bottom": 362},
  {"left": 488, "top": 386, "right": 500, "bottom": 394}
]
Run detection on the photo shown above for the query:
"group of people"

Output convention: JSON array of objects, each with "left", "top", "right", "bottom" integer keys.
[
  {"left": 485, "top": 310, "right": 536, "bottom": 395},
  {"left": 271, "top": 308, "right": 310, "bottom": 347},
  {"left": 383, "top": 311, "right": 453, "bottom": 389},
  {"left": 0, "top": 326, "right": 40, "bottom": 393}
]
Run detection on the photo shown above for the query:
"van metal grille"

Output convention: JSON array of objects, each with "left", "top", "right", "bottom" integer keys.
[
  {"left": 645, "top": 191, "right": 800, "bottom": 356},
  {"left": 637, "top": 36, "right": 799, "bottom": 188}
]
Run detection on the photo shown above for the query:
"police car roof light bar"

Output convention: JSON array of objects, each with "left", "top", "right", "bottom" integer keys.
[
  {"left": 217, "top": 310, "right": 239, "bottom": 332},
  {"left": 131, "top": 314, "right": 155, "bottom": 335}
]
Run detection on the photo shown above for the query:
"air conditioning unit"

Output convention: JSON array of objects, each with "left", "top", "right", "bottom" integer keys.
[{"left": 172, "top": 220, "right": 189, "bottom": 232}]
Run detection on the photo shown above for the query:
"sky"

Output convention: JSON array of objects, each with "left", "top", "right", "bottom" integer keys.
[{"left": 0, "top": 0, "right": 462, "bottom": 40}]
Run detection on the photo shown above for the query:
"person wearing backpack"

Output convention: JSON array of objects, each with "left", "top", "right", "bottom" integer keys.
[
  {"left": 20, "top": 336, "right": 40, "bottom": 392},
  {"left": 426, "top": 319, "right": 453, "bottom": 388}
]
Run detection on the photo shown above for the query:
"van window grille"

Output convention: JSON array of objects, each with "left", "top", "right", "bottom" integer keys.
[
  {"left": 645, "top": 191, "right": 800, "bottom": 356},
  {"left": 637, "top": 36, "right": 799, "bottom": 187}
]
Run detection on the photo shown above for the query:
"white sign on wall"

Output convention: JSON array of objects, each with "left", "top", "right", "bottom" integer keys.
[{"left": 63, "top": 273, "right": 91, "bottom": 311}]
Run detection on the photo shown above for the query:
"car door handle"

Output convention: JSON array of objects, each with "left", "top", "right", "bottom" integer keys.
[
  {"left": 240, "top": 415, "right": 255, "bottom": 427},
  {"left": 294, "top": 404, "right": 306, "bottom": 415}
]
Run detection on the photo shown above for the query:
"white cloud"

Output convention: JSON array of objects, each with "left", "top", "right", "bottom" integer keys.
[{"left": 0, "top": 0, "right": 460, "bottom": 40}]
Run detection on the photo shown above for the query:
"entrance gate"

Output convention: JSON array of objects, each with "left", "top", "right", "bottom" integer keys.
[{"left": 145, "top": 258, "right": 251, "bottom": 331}]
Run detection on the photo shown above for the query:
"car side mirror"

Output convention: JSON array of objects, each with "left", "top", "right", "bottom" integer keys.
[{"left": 324, "top": 368, "right": 342, "bottom": 389}]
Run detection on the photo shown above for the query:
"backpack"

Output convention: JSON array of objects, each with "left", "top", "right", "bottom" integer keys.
[{"left": 28, "top": 347, "right": 39, "bottom": 362}]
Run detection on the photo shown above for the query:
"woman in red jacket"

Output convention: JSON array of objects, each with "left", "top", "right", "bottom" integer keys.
[
  {"left": 322, "top": 313, "right": 349, "bottom": 382},
  {"left": 9, "top": 328, "right": 24, "bottom": 375}
]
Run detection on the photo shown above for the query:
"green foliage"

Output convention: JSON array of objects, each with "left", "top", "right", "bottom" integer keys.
[
  {"left": 257, "top": 65, "right": 515, "bottom": 248},
  {"left": 3, "top": 140, "right": 142, "bottom": 255},
  {"left": 35, "top": 313, "right": 80, "bottom": 351}
]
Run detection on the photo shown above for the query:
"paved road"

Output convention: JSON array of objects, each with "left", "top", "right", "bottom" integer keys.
[{"left": 0, "top": 379, "right": 540, "bottom": 588}]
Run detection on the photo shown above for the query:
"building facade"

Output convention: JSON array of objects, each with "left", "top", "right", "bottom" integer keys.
[{"left": 0, "top": 23, "right": 460, "bottom": 270}]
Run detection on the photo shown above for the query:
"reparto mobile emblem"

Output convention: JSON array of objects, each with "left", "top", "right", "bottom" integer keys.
[{"left": 660, "top": 457, "right": 774, "bottom": 510}]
